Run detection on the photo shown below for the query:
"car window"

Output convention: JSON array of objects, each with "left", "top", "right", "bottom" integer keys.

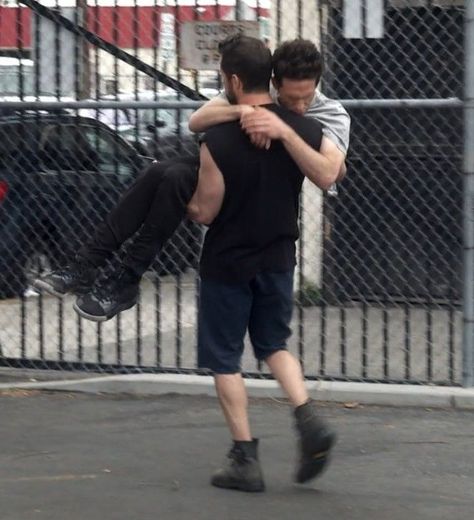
[
  {"left": 0, "top": 123, "right": 22, "bottom": 165},
  {"left": 80, "top": 124, "right": 135, "bottom": 176},
  {"left": 0, "top": 123, "right": 15, "bottom": 170},
  {"left": 0, "top": 121, "right": 39, "bottom": 172},
  {"left": 39, "top": 124, "right": 101, "bottom": 172}
]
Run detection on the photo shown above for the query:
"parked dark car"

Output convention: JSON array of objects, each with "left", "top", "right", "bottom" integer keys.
[{"left": 0, "top": 109, "right": 202, "bottom": 299}]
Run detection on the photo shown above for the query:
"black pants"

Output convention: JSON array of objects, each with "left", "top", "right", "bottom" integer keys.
[{"left": 77, "top": 155, "right": 199, "bottom": 277}]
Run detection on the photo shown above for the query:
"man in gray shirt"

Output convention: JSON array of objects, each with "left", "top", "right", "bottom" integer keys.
[{"left": 189, "top": 39, "right": 350, "bottom": 192}]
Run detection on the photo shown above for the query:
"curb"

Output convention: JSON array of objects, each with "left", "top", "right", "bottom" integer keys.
[{"left": 1, "top": 374, "right": 474, "bottom": 409}]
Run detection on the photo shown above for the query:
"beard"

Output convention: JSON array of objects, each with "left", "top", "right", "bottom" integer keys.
[{"left": 225, "top": 87, "right": 237, "bottom": 105}]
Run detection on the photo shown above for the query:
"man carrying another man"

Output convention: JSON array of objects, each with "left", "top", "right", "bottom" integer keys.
[{"left": 34, "top": 38, "right": 350, "bottom": 323}]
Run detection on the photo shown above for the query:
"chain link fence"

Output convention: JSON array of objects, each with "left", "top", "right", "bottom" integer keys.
[
  {"left": 318, "top": 1, "right": 464, "bottom": 384},
  {"left": 0, "top": 0, "right": 467, "bottom": 385}
]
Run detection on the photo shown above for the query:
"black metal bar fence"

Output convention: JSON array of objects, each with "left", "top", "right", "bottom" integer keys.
[{"left": 0, "top": 0, "right": 466, "bottom": 386}]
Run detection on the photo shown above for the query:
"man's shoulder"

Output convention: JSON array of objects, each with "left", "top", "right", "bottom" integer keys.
[
  {"left": 308, "top": 92, "right": 351, "bottom": 154},
  {"left": 206, "top": 120, "right": 240, "bottom": 132},
  {"left": 307, "top": 92, "right": 350, "bottom": 127},
  {"left": 204, "top": 120, "right": 241, "bottom": 142},
  {"left": 311, "top": 92, "right": 347, "bottom": 114}
]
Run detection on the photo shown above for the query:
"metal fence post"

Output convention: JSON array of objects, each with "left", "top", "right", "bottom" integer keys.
[{"left": 463, "top": 0, "right": 474, "bottom": 387}]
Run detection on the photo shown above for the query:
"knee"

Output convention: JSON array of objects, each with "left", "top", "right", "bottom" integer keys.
[
  {"left": 140, "top": 161, "right": 166, "bottom": 189},
  {"left": 162, "top": 163, "right": 199, "bottom": 193}
]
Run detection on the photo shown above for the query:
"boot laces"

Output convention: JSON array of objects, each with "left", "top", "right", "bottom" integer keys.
[
  {"left": 56, "top": 262, "right": 90, "bottom": 280},
  {"left": 91, "top": 268, "right": 136, "bottom": 302},
  {"left": 228, "top": 447, "right": 249, "bottom": 465}
]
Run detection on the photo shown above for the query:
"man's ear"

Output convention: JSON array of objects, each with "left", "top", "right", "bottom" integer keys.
[{"left": 231, "top": 74, "right": 242, "bottom": 92}]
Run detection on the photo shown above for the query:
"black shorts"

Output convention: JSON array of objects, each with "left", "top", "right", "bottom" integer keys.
[{"left": 197, "top": 270, "right": 294, "bottom": 374}]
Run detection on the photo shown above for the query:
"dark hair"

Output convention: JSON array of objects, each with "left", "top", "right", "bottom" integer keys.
[
  {"left": 218, "top": 34, "right": 272, "bottom": 93},
  {"left": 272, "top": 39, "right": 323, "bottom": 86}
]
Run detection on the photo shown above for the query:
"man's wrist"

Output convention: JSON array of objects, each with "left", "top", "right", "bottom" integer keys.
[
  {"left": 280, "top": 124, "right": 295, "bottom": 143},
  {"left": 238, "top": 104, "right": 254, "bottom": 119}
]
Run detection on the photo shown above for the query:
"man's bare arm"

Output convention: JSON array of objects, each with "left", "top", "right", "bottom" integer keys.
[
  {"left": 284, "top": 133, "right": 345, "bottom": 190},
  {"left": 240, "top": 107, "right": 345, "bottom": 190},
  {"left": 189, "top": 96, "right": 270, "bottom": 148},
  {"left": 190, "top": 97, "right": 347, "bottom": 184},
  {"left": 337, "top": 162, "right": 347, "bottom": 182},
  {"left": 186, "top": 143, "right": 225, "bottom": 226}
]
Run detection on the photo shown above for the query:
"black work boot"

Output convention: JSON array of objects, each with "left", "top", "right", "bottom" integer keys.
[
  {"left": 294, "top": 400, "right": 336, "bottom": 484},
  {"left": 73, "top": 266, "right": 140, "bottom": 322},
  {"left": 211, "top": 439, "right": 265, "bottom": 492},
  {"left": 33, "top": 260, "right": 98, "bottom": 297}
]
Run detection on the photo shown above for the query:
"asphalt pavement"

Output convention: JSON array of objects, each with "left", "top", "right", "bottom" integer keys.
[{"left": 0, "top": 391, "right": 473, "bottom": 520}]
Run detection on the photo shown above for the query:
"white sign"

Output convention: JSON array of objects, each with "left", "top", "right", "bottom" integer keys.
[{"left": 180, "top": 21, "right": 260, "bottom": 71}]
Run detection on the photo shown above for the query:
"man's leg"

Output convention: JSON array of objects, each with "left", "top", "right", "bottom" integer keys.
[
  {"left": 249, "top": 271, "right": 337, "bottom": 485},
  {"left": 198, "top": 277, "right": 265, "bottom": 492},
  {"left": 74, "top": 158, "right": 199, "bottom": 321},
  {"left": 214, "top": 374, "right": 252, "bottom": 441},
  {"left": 76, "top": 160, "right": 173, "bottom": 267},
  {"left": 121, "top": 157, "right": 199, "bottom": 277},
  {"left": 265, "top": 350, "right": 308, "bottom": 407},
  {"left": 33, "top": 159, "right": 177, "bottom": 296}
]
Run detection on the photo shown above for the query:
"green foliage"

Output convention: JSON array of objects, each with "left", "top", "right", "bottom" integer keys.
[{"left": 296, "top": 278, "right": 321, "bottom": 307}]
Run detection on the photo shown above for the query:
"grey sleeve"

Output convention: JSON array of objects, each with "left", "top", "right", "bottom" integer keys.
[
  {"left": 308, "top": 97, "right": 351, "bottom": 155},
  {"left": 322, "top": 111, "right": 351, "bottom": 155}
]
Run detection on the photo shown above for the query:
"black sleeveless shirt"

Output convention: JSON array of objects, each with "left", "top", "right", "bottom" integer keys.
[{"left": 200, "top": 103, "right": 322, "bottom": 283}]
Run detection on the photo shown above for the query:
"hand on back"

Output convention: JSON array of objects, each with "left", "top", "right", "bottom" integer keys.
[{"left": 240, "top": 107, "right": 290, "bottom": 149}]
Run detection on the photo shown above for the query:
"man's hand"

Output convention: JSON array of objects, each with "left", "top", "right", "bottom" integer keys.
[
  {"left": 237, "top": 106, "right": 269, "bottom": 149},
  {"left": 239, "top": 104, "right": 256, "bottom": 118},
  {"left": 240, "top": 106, "right": 291, "bottom": 144},
  {"left": 248, "top": 132, "right": 271, "bottom": 150}
]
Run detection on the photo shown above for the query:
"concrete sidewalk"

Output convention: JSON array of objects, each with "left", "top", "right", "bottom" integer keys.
[
  {"left": 2, "top": 372, "right": 474, "bottom": 409},
  {"left": 0, "top": 391, "right": 473, "bottom": 520}
]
